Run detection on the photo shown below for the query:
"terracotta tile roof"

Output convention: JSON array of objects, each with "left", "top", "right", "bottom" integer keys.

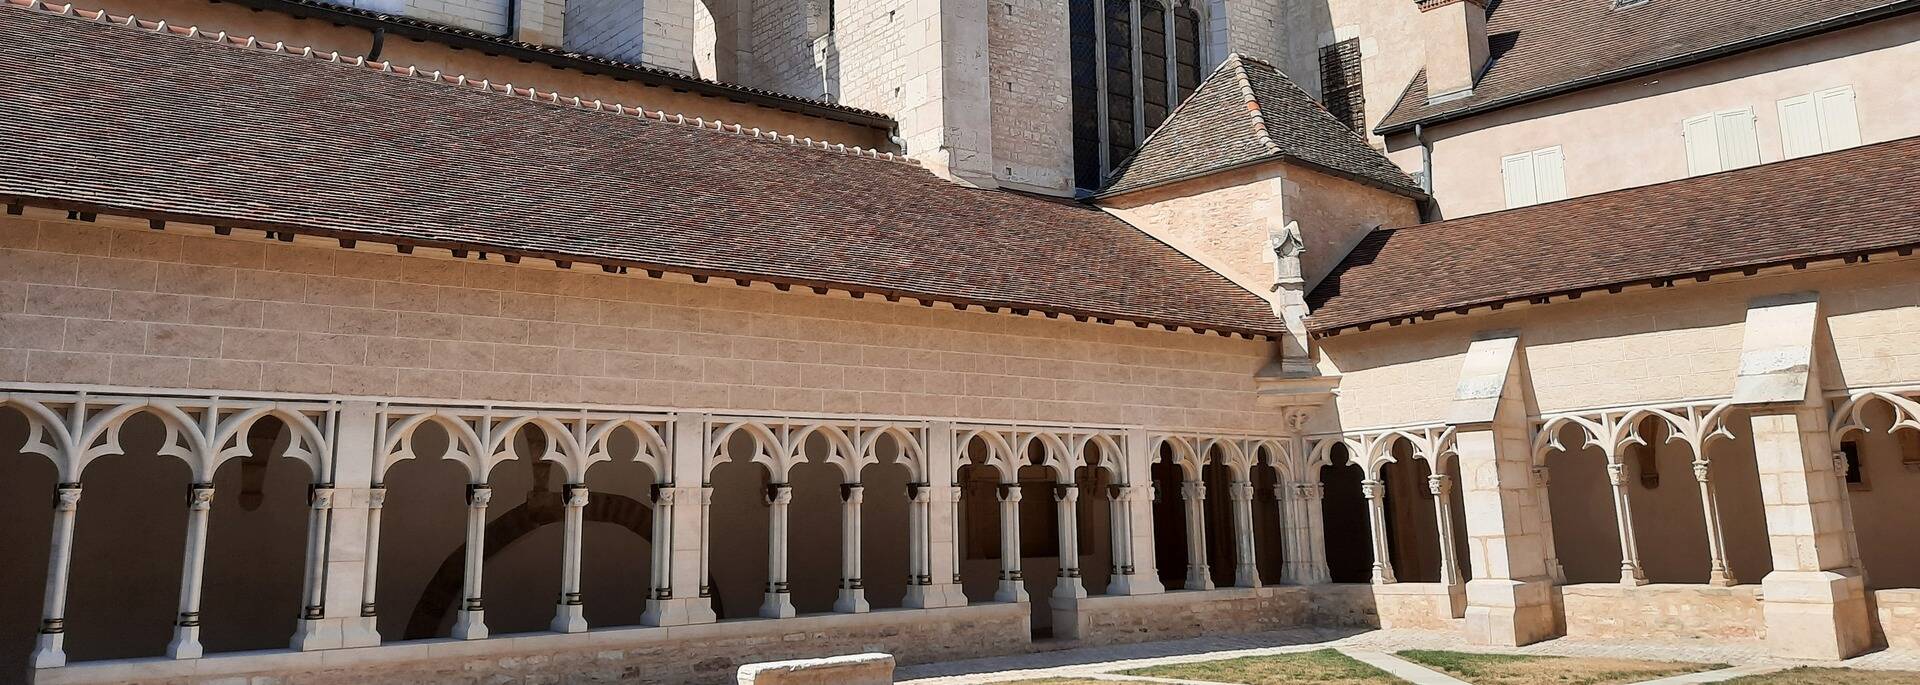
[
  {"left": 1101, "top": 54, "right": 1424, "bottom": 198},
  {"left": 237, "top": 0, "right": 898, "bottom": 129},
  {"left": 1375, "top": 0, "right": 1920, "bottom": 134},
  {"left": 0, "top": 3, "right": 1283, "bottom": 337},
  {"left": 1306, "top": 136, "right": 1920, "bottom": 333}
]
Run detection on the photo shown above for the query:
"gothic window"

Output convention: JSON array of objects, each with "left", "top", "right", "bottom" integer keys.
[
  {"left": 1070, "top": 0, "right": 1206, "bottom": 191},
  {"left": 1320, "top": 38, "right": 1366, "bottom": 133}
]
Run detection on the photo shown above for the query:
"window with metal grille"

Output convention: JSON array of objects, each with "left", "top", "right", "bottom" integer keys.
[{"left": 1319, "top": 38, "right": 1366, "bottom": 133}]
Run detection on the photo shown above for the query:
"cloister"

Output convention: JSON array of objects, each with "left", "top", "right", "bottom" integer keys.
[{"left": 5, "top": 380, "right": 1917, "bottom": 679}]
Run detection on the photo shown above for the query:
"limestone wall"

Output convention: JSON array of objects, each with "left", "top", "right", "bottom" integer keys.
[
  {"left": 1558, "top": 584, "right": 1764, "bottom": 641},
  {"left": 1874, "top": 589, "right": 1920, "bottom": 650},
  {"left": 1074, "top": 587, "right": 1312, "bottom": 644},
  {"left": 1276, "top": 0, "right": 1424, "bottom": 150},
  {"left": 1315, "top": 257, "right": 1920, "bottom": 432},
  {"left": 35, "top": 604, "right": 1031, "bottom": 685}
]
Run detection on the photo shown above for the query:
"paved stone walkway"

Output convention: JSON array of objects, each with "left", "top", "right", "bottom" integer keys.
[{"left": 896, "top": 628, "right": 1920, "bottom": 684}]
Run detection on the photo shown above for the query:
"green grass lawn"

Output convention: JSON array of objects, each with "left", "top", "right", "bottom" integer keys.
[
  {"left": 1394, "top": 649, "right": 1724, "bottom": 685},
  {"left": 1120, "top": 648, "right": 1406, "bottom": 684},
  {"left": 1721, "top": 667, "right": 1920, "bottom": 684}
]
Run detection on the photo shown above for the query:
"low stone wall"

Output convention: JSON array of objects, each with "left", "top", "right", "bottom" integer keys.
[
  {"left": 1559, "top": 583, "right": 1764, "bottom": 641},
  {"left": 1073, "top": 586, "right": 1312, "bottom": 645},
  {"left": 1371, "top": 583, "right": 1465, "bottom": 630},
  {"left": 736, "top": 652, "right": 893, "bottom": 684},
  {"left": 36, "top": 604, "right": 1028, "bottom": 685},
  {"left": 1874, "top": 588, "right": 1920, "bottom": 650}
]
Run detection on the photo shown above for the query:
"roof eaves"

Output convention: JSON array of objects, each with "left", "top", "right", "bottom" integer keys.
[
  {"left": 1373, "top": 0, "right": 1920, "bottom": 136},
  {"left": 1, "top": 194, "right": 1287, "bottom": 339},
  {"left": 224, "top": 0, "right": 900, "bottom": 131}
]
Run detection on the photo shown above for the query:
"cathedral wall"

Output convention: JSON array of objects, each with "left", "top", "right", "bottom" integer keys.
[
  {"left": 1275, "top": 164, "right": 1421, "bottom": 291},
  {"left": 1313, "top": 256, "right": 1920, "bottom": 433},
  {"left": 1277, "top": 0, "right": 1424, "bottom": 149},
  {"left": 77, "top": 0, "right": 887, "bottom": 149},
  {"left": 0, "top": 212, "right": 1281, "bottom": 434},
  {"left": 831, "top": 0, "right": 909, "bottom": 118},
  {"left": 1219, "top": 0, "right": 1288, "bottom": 68},
  {"left": 749, "top": 0, "right": 830, "bottom": 100},
  {"left": 988, "top": 0, "right": 1075, "bottom": 194}
]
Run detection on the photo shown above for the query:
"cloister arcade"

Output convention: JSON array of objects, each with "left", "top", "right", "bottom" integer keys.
[{"left": 4, "top": 384, "right": 1919, "bottom": 675}]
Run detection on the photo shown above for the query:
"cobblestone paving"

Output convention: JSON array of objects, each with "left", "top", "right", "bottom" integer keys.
[{"left": 896, "top": 628, "right": 1920, "bottom": 684}]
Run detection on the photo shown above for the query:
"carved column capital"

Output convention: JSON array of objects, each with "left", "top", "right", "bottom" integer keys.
[
  {"left": 1427, "top": 474, "right": 1451, "bottom": 496},
  {"left": 765, "top": 483, "right": 793, "bottom": 505},
  {"left": 367, "top": 486, "right": 388, "bottom": 509},
  {"left": 909, "top": 482, "right": 931, "bottom": 503},
  {"left": 54, "top": 484, "right": 82, "bottom": 511},
  {"left": 1055, "top": 484, "right": 1078, "bottom": 503},
  {"left": 999, "top": 484, "right": 1023, "bottom": 503},
  {"left": 187, "top": 484, "right": 216, "bottom": 510},
  {"left": 1531, "top": 465, "right": 1551, "bottom": 488},
  {"left": 842, "top": 483, "right": 865, "bottom": 504},
  {"left": 309, "top": 486, "right": 336, "bottom": 510},
  {"left": 467, "top": 485, "right": 492, "bottom": 508},
  {"left": 1691, "top": 460, "right": 1711, "bottom": 483},
  {"left": 1181, "top": 481, "right": 1205, "bottom": 501},
  {"left": 564, "top": 484, "right": 590, "bottom": 507},
  {"left": 1606, "top": 462, "right": 1627, "bottom": 486},
  {"left": 1359, "top": 479, "right": 1381, "bottom": 500}
]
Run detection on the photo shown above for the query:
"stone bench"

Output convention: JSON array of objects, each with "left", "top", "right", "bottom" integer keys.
[{"left": 736, "top": 652, "right": 895, "bottom": 685}]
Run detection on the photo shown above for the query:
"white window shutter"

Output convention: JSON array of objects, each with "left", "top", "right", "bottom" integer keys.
[
  {"left": 1715, "top": 108, "right": 1761, "bottom": 170},
  {"left": 1683, "top": 114, "right": 1722, "bottom": 176},
  {"left": 1777, "top": 94, "right": 1823, "bottom": 159},
  {"left": 1531, "top": 147, "right": 1567, "bottom": 203},
  {"left": 1817, "top": 86, "right": 1861, "bottom": 150},
  {"left": 1502, "top": 152, "right": 1537, "bottom": 209}
]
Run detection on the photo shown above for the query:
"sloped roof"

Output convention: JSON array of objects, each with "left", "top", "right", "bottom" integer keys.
[
  {"left": 1376, "top": 0, "right": 1919, "bottom": 134},
  {"left": 1101, "top": 54, "right": 1424, "bottom": 198},
  {"left": 0, "top": 2, "right": 1283, "bottom": 337},
  {"left": 1306, "top": 136, "right": 1920, "bottom": 334}
]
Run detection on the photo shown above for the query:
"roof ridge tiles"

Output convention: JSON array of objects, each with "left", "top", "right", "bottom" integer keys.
[{"left": 5, "top": 0, "right": 914, "bottom": 165}]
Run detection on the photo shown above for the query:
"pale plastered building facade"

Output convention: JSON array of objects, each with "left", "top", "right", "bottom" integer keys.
[{"left": 1, "top": 0, "right": 1918, "bottom": 683}]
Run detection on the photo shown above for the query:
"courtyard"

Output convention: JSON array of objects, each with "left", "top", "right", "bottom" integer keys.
[{"left": 898, "top": 628, "right": 1920, "bottom": 685}]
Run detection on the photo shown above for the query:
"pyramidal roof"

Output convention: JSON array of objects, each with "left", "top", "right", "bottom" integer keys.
[{"left": 1101, "top": 54, "right": 1425, "bottom": 198}]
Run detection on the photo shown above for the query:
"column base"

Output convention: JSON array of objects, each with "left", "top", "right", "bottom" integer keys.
[
  {"left": 1620, "top": 565, "right": 1649, "bottom": 586},
  {"left": 1107, "top": 571, "right": 1165, "bottom": 596},
  {"left": 31, "top": 632, "right": 66, "bottom": 669},
  {"left": 1186, "top": 568, "right": 1215, "bottom": 591},
  {"left": 1370, "top": 564, "right": 1397, "bottom": 585},
  {"left": 341, "top": 615, "right": 381, "bottom": 648},
  {"left": 833, "top": 589, "right": 870, "bottom": 614},
  {"left": 1463, "top": 577, "right": 1561, "bottom": 647},
  {"left": 1048, "top": 592, "right": 1084, "bottom": 640},
  {"left": 1761, "top": 569, "right": 1872, "bottom": 660},
  {"left": 1236, "top": 564, "right": 1262, "bottom": 588},
  {"left": 994, "top": 579, "right": 1028, "bottom": 603},
  {"left": 291, "top": 617, "right": 346, "bottom": 651},
  {"left": 451, "top": 609, "right": 488, "bottom": 640},
  {"left": 550, "top": 603, "right": 588, "bottom": 633},
  {"left": 904, "top": 582, "right": 969, "bottom": 608},
  {"left": 166, "top": 625, "right": 203, "bottom": 660},
  {"left": 643, "top": 596, "right": 718, "bottom": 625},
  {"left": 760, "top": 592, "right": 797, "bottom": 619}
]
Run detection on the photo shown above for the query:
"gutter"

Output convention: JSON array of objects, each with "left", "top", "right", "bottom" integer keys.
[
  {"left": 1375, "top": 0, "right": 1920, "bottom": 136},
  {"left": 223, "top": 0, "right": 898, "bottom": 132}
]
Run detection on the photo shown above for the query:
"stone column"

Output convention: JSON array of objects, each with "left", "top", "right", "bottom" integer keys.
[
  {"left": 1604, "top": 461, "right": 1649, "bottom": 585},
  {"left": 903, "top": 483, "right": 933, "bottom": 605},
  {"left": 910, "top": 422, "right": 966, "bottom": 608},
  {"left": 1429, "top": 475, "right": 1463, "bottom": 587},
  {"left": 1295, "top": 482, "right": 1332, "bottom": 584},
  {"left": 641, "top": 485, "right": 677, "bottom": 625},
  {"left": 1181, "top": 480, "right": 1214, "bottom": 590},
  {"left": 1359, "top": 479, "right": 1396, "bottom": 585},
  {"left": 1053, "top": 485, "right": 1085, "bottom": 597},
  {"left": 1691, "top": 459, "right": 1736, "bottom": 586},
  {"left": 551, "top": 484, "right": 589, "bottom": 632},
  {"left": 353, "top": 487, "right": 385, "bottom": 645},
  {"left": 293, "top": 484, "right": 335, "bottom": 646},
  {"left": 647, "top": 413, "right": 715, "bottom": 625},
  {"left": 949, "top": 483, "right": 966, "bottom": 589},
  {"left": 31, "top": 483, "right": 81, "bottom": 669},
  {"left": 1274, "top": 483, "right": 1303, "bottom": 584},
  {"left": 995, "top": 484, "right": 1028, "bottom": 602},
  {"left": 1112, "top": 429, "right": 1164, "bottom": 594},
  {"left": 1105, "top": 485, "right": 1133, "bottom": 595},
  {"left": 834, "top": 483, "right": 869, "bottom": 613},
  {"left": 761, "top": 484, "right": 797, "bottom": 618},
  {"left": 166, "top": 483, "right": 216, "bottom": 659},
  {"left": 1230, "top": 481, "right": 1260, "bottom": 587},
  {"left": 450, "top": 485, "right": 492, "bottom": 640}
]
